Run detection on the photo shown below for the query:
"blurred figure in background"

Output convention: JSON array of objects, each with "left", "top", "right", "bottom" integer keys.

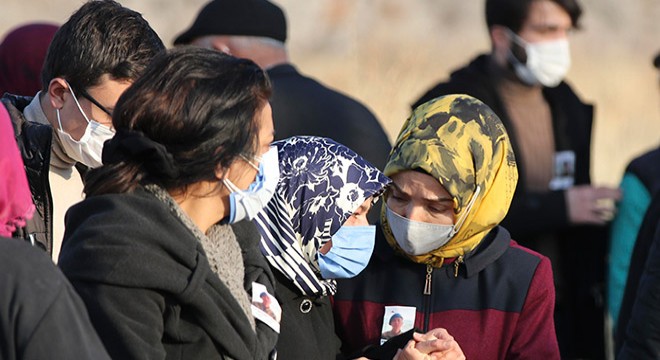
[
  {"left": 412, "top": 0, "right": 620, "bottom": 357},
  {"left": 0, "top": 23, "right": 58, "bottom": 97},
  {"left": 0, "top": 97, "right": 110, "bottom": 360},
  {"left": 1, "top": 0, "right": 164, "bottom": 261},
  {"left": 613, "top": 51, "right": 660, "bottom": 358},
  {"left": 616, "top": 192, "right": 660, "bottom": 359},
  {"left": 174, "top": 0, "right": 391, "bottom": 174}
]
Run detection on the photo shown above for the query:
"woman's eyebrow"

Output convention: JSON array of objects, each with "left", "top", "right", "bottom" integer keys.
[
  {"left": 391, "top": 182, "right": 452, "bottom": 203},
  {"left": 389, "top": 183, "right": 405, "bottom": 194}
]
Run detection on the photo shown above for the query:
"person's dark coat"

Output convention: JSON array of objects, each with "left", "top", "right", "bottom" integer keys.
[
  {"left": 616, "top": 192, "right": 660, "bottom": 357},
  {"left": 0, "top": 237, "right": 110, "bottom": 360},
  {"left": 625, "top": 146, "right": 660, "bottom": 197},
  {"left": 267, "top": 64, "right": 391, "bottom": 173},
  {"left": 58, "top": 188, "right": 278, "bottom": 360},
  {"left": 271, "top": 269, "right": 342, "bottom": 360},
  {"left": 413, "top": 55, "right": 593, "bottom": 235},
  {"left": 2, "top": 94, "right": 54, "bottom": 252}
]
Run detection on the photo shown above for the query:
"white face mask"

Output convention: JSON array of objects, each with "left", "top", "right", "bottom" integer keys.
[
  {"left": 55, "top": 81, "right": 115, "bottom": 168},
  {"left": 386, "top": 186, "right": 480, "bottom": 256},
  {"left": 508, "top": 30, "right": 571, "bottom": 87},
  {"left": 223, "top": 145, "right": 280, "bottom": 224}
]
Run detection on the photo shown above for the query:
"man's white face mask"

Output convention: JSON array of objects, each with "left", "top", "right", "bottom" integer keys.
[
  {"left": 56, "top": 81, "right": 115, "bottom": 168},
  {"left": 507, "top": 29, "right": 571, "bottom": 87}
]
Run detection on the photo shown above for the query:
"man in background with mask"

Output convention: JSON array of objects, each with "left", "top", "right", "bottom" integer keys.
[
  {"left": 412, "top": 1, "right": 620, "bottom": 358},
  {"left": 1, "top": 0, "right": 164, "bottom": 261}
]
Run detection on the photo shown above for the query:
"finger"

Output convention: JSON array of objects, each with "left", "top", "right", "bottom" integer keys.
[
  {"left": 406, "top": 339, "right": 417, "bottom": 349},
  {"left": 393, "top": 348, "right": 402, "bottom": 360},
  {"left": 432, "top": 344, "right": 466, "bottom": 360},
  {"left": 413, "top": 331, "right": 438, "bottom": 342},
  {"left": 421, "top": 327, "right": 450, "bottom": 341},
  {"left": 397, "top": 341, "right": 420, "bottom": 360},
  {"left": 593, "top": 187, "right": 622, "bottom": 200},
  {"left": 593, "top": 197, "right": 618, "bottom": 221},
  {"left": 416, "top": 339, "right": 453, "bottom": 354},
  {"left": 594, "top": 198, "right": 615, "bottom": 211}
]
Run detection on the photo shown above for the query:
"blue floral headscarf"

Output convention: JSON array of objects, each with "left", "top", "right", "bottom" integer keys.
[{"left": 254, "top": 136, "right": 390, "bottom": 296}]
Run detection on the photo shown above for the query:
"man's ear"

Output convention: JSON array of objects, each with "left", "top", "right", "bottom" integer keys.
[
  {"left": 209, "top": 37, "right": 232, "bottom": 55},
  {"left": 47, "top": 78, "right": 69, "bottom": 110},
  {"left": 490, "top": 25, "right": 512, "bottom": 51},
  {"left": 490, "top": 25, "right": 514, "bottom": 65}
]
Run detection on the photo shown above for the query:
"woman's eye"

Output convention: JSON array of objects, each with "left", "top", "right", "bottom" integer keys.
[{"left": 428, "top": 206, "right": 448, "bottom": 214}]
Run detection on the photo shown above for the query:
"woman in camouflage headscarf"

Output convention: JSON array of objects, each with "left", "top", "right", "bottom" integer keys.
[
  {"left": 381, "top": 94, "right": 518, "bottom": 267},
  {"left": 334, "top": 95, "right": 560, "bottom": 360}
]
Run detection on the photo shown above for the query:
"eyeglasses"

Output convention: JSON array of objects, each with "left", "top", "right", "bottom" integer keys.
[{"left": 74, "top": 86, "right": 112, "bottom": 117}]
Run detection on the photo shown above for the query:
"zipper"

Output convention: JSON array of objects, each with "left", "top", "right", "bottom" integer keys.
[
  {"left": 453, "top": 255, "right": 464, "bottom": 278},
  {"left": 423, "top": 263, "right": 433, "bottom": 295},
  {"left": 422, "top": 263, "right": 433, "bottom": 332}
]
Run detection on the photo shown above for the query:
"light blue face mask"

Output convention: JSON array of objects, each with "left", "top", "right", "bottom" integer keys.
[
  {"left": 223, "top": 146, "right": 280, "bottom": 224},
  {"left": 317, "top": 225, "right": 376, "bottom": 279}
]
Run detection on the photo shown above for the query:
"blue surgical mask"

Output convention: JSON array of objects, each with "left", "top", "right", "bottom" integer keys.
[
  {"left": 223, "top": 146, "right": 280, "bottom": 224},
  {"left": 317, "top": 225, "right": 376, "bottom": 279}
]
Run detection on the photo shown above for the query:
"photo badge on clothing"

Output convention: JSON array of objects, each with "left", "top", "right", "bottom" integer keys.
[
  {"left": 380, "top": 305, "right": 416, "bottom": 344},
  {"left": 548, "top": 150, "right": 575, "bottom": 190},
  {"left": 250, "top": 282, "right": 282, "bottom": 333}
]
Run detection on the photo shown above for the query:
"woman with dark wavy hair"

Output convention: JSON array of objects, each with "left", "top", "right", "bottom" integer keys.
[{"left": 58, "top": 47, "right": 279, "bottom": 359}]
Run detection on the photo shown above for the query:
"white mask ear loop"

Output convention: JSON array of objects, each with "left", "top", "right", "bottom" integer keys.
[
  {"left": 56, "top": 108, "right": 64, "bottom": 131},
  {"left": 239, "top": 154, "right": 260, "bottom": 171},
  {"left": 506, "top": 28, "right": 527, "bottom": 47},
  {"left": 451, "top": 186, "right": 481, "bottom": 236},
  {"left": 64, "top": 80, "right": 91, "bottom": 125},
  {"left": 223, "top": 178, "right": 241, "bottom": 193}
]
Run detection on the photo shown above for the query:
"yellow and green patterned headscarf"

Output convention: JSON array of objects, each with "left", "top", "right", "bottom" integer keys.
[{"left": 381, "top": 94, "right": 518, "bottom": 267}]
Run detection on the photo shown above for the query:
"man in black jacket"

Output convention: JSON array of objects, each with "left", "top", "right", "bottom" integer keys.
[
  {"left": 616, "top": 193, "right": 660, "bottom": 359},
  {"left": 411, "top": 0, "right": 620, "bottom": 358},
  {"left": 2, "top": 0, "right": 165, "bottom": 261},
  {"left": 173, "top": 0, "right": 391, "bottom": 174},
  {"left": 614, "top": 51, "right": 660, "bottom": 358}
]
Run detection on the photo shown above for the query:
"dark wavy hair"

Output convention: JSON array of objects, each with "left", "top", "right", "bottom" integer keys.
[
  {"left": 486, "top": 0, "right": 582, "bottom": 32},
  {"left": 41, "top": 0, "right": 165, "bottom": 91},
  {"left": 84, "top": 47, "right": 272, "bottom": 196}
]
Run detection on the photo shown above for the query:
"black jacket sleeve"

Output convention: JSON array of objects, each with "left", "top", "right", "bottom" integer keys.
[
  {"left": 0, "top": 238, "right": 110, "bottom": 360},
  {"left": 618, "top": 223, "right": 660, "bottom": 359}
]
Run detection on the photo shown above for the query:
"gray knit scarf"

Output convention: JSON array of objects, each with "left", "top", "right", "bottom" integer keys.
[{"left": 145, "top": 184, "right": 256, "bottom": 331}]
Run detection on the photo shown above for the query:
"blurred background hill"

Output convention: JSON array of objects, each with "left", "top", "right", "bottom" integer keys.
[{"left": 2, "top": 0, "right": 659, "bottom": 185}]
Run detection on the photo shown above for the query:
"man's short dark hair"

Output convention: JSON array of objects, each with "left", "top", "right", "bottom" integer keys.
[
  {"left": 41, "top": 0, "right": 164, "bottom": 92},
  {"left": 486, "top": 0, "right": 582, "bottom": 33}
]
